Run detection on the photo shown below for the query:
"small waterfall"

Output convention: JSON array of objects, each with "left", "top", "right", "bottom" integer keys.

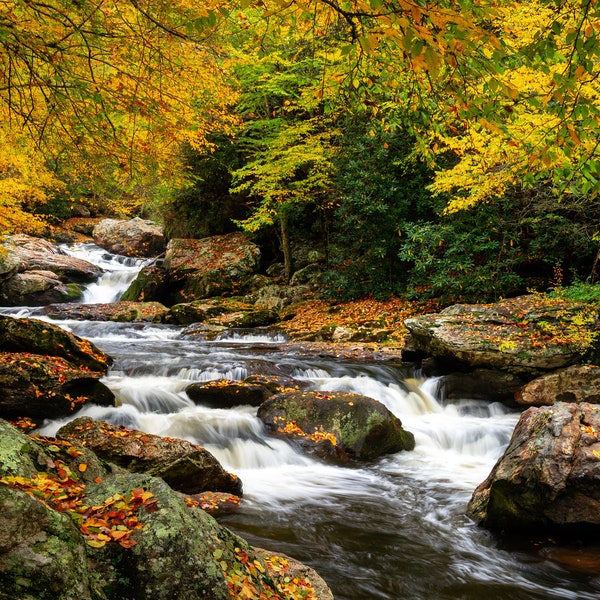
[{"left": 60, "top": 242, "right": 149, "bottom": 303}]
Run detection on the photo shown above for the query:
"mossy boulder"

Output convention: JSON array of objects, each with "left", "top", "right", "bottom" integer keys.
[
  {"left": 258, "top": 390, "right": 415, "bottom": 461},
  {"left": 170, "top": 297, "right": 277, "bottom": 327},
  {"left": 118, "top": 265, "right": 169, "bottom": 303},
  {"left": 0, "top": 419, "right": 333, "bottom": 600},
  {"left": 161, "top": 233, "right": 260, "bottom": 302}
]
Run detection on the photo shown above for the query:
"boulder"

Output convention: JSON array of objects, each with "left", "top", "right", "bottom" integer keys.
[
  {"left": 0, "top": 235, "right": 101, "bottom": 306},
  {"left": 0, "top": 419, "right": 333, "bottom": 600},
  {"left": 0, "top": 316, "right": 114, "bottom": 420},
  {"left": 57, "top": 417, "right": 243, "bottom": 496},
  {"left": 0, "top": 270, "right": 83, "bottom": 305},
  {"left": 44, "top": 301, "right": 170, "bottom": 323},
  {"left": 516, "top": 364, "right": 600, "bottom": 407},
  {"left": 254, "top": 283, "right": 315, "bottom": 311},
  {"left": 118, "top": 264, "right": 170, "bottom": 302},
  {"left": 257, "top": 390, "right": 415, "bottom": 461},
  {"left": 3, "top": 234, "right": 101, "bottom": 282},
  {"left": 404, "top": 295, "right": 599, "bottom": 376},
  {"left": 0, "top": 315, "right": 112, "bottom": 371},
  {"left": 467, "top": 402, "right": 600, "bottom": 534},
  {"left": 92, "top": 217, "right": 166, "bottom": 257},
  {"left": 0, "top": 353, "right": 114, "bottom": 420},
  {"left": 161, "top": 233, "right": 260, "bottom": 302}
]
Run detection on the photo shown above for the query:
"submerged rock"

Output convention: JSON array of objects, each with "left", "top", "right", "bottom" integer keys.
[
  {"left": 258, "top": 390, "right": 415, "bottom": 461},
  {"left": 467, "top": 402, "right": 600, "bottom": 534}
]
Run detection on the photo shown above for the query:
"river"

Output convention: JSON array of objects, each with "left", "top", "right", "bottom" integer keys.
[{"left": 6, "top": 243, "right": 600, "bottom": 600}]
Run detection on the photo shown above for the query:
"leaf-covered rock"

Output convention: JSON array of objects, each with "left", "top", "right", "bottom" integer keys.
[
  {"left": 186, "top": 379, "right": 271, "bottom": 408},
  {"left": 57, "top": 417, "right": 242, "bottom": 496},
  {"left": 404, "top": 295, "right": 600, "bottom": 376},
  {"left": 0, "top": 315, "right": 112, "bottom": 372},
  {"left": 0, "top": 354, "right": 114, "bottom": 420},
  {"left": 258, "top": 390, "right": 415, "bottom": 461},
  {"left": 0, "top": 419, "right": 333, "bottom": 600},
  {"left": 467, "top": 402, "right": 600, "bottom": 534}
]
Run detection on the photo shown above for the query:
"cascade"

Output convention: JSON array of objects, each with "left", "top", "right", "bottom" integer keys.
[{"left": 6, "top": 244, "right": 600, "bottom": 600}]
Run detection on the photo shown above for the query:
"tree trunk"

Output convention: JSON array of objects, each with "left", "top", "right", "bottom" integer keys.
[{"left": 280, "top": 212, "right": 293, "bottom": 283}]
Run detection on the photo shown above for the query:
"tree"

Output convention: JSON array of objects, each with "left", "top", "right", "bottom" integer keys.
[{"left": 0, "top": 0, "right": 236, "bottom": 221}]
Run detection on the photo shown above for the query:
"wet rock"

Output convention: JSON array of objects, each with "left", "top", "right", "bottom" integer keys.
[
  {"left": 0, "top": 354, "right": 114, "bottom": 420},
  {"left": 186, "top": 379, "right": 271, "bottom": 408},
  {"left": 0, "top": 316, "right": 113, "bottom": 420},
  {"left": 467, "top": 402, "right": 600, "bottom": 534},
  {"left": 404, "top": 295, "right": 599, "bottom": 376},
  {"left": 44, "top": 301, "right": 170, "bottom": 323},
  {"left": 516, "top": 364, "right": 600, "bottom": 407},
  {"left": 442, "top": 369, "right": 526, "bottom": 403},
  {"left": 0, "top": 270, "right": 83, "bottom": 305},
  {"left": 258, "top": 390, "right": 415, "bottom": 461},
  {"left": 254, "top": 548, "right": 335, "bottom": 600},
  {"left": 170, "top": 297, "right": 277, "bottom": 327},
  {"left": 57, "top": 417, "right": 243, "bottom": 496},
  {"left": 0, "top": 235, "right": 100, "bottom": 306},
  {"left": 93, "top": 217, "right": 166, "bottom": 257}
]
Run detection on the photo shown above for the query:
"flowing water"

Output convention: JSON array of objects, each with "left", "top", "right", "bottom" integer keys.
[{"left": 6, "top": 244, "right": 600, "bottom": 599}]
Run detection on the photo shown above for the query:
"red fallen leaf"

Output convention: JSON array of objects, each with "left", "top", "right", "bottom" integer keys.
[{"left": 119, "top": 538, "right": 137, "bottom": 548}]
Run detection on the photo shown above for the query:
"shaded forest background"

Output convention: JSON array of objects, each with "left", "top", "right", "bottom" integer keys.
[{"left": 2, "top": 0, "right": 600, "bottom": 303}]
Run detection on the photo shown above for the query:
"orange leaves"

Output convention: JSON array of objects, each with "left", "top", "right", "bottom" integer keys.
[
  {"left": 0, "top": 434, "right": 159, "bottom": 551},
  {"left": 212, "top": 541, "right": 318, "bottom": 600},
  {"left": 275, "top": 417, "right": 338, "bottom": 446}
]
